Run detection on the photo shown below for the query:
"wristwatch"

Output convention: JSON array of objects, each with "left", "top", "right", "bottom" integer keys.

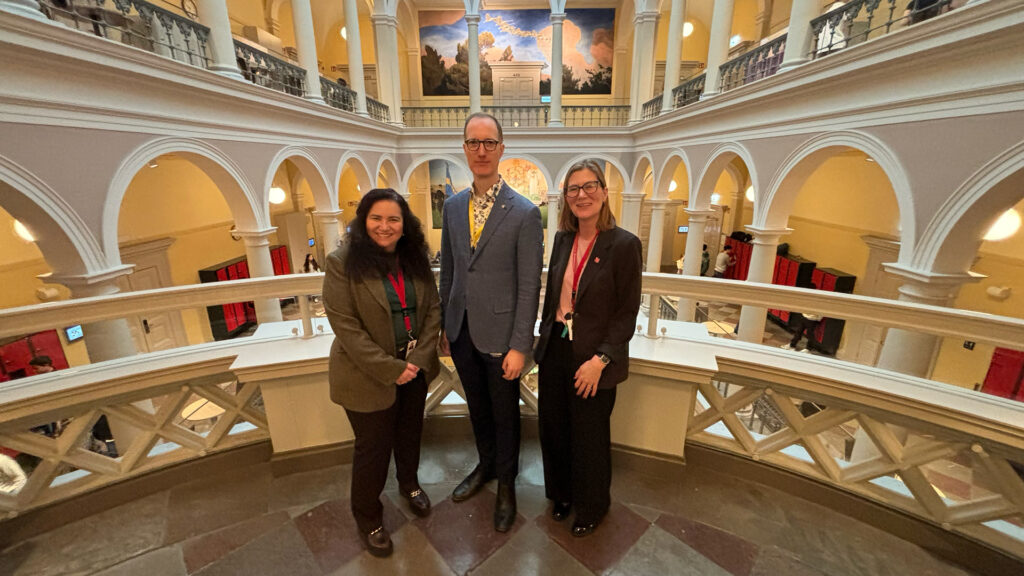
[{"left": 597, "top": 353, "right": 612, "bottom": 366}]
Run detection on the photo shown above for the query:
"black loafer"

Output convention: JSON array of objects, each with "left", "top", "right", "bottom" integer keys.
[
  {"left": 360, "top": 526, "right": 393, "bottom": 557},
  {"left": 551, "top": 501, "right": 571, "bottom": 521},
  {"left": 452, "top": 465, "right": 494, "bottom": 502},
  {"left": 572, "top": 520, "right": 600, "bottom": 538},
  {"left": 494, "top": 482, "right": 517, "bottom": 532},
  {"left": 403, "top": 488, "right": 431, "bottom": 517}
]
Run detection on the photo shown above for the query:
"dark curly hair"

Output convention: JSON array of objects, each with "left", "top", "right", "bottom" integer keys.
[{"left": 344, "top": 188, "right": 432, "bottom": 283}]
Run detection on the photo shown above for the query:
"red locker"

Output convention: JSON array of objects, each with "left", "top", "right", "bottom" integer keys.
[{"left": 982, "top": 348, "right": 1024, "bottom": 402}]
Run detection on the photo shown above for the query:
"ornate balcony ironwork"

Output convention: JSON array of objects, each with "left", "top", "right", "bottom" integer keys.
[
  {"left": 319, "top": 77, "right": 356, "bottom": 113},
  {"left": 672, "top": 73, "right": 706, "bottom": 109},
  {"left": 810, "top": 0, "right": 957, "bottom": 59},
  {"left": 366, "top": 96, "right": 390, "bottom": 123},
  {"left": 38, "top": 0, "right": 210, "bottom": 68},
  {"left": 719, "top": 34, "right": 788, "bottom": 92},
  {"left": 641, "top": 94, "right": 663, "bottom": 120},
  {"left": 233, "top": 40, "right": 305, "bottom": 97}
]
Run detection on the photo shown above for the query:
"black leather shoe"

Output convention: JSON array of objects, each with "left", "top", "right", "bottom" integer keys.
[
  {"left": 452, "top": 465, "right": 494, "bottom": 502},
  {"left": 551, "top": 501, "right": 571, "bottom": 521},
  {"left": 494, "top": 482, "right": 517, "bottom": 532},
  {"left": 403, "top": 488, "right": 431, "bottom": 517},
  {"left": 572, "top": 519, "right": 601, "bottom": 538},
  {"left": 360, "top": 526, "right": 393, "bottom": 557}
]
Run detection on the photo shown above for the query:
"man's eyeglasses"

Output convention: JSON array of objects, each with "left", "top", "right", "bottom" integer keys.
[
  {"left": 565, "top": 181, "right": 603, "bottom": 198},
  {"left": 464, "top": 139, "right": 501, "bottom": 152}
]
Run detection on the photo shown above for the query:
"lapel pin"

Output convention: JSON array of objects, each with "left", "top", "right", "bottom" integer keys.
[{"left": 594, "top": 257, "right": 601, "bottom": 263}]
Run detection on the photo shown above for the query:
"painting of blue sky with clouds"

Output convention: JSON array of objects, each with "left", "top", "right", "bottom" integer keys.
[{"left": 419, "top": 9, "right": 615, "bottom": 96}]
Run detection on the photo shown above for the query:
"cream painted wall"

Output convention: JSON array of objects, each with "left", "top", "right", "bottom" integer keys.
[
  {"left": 226, "top": 0, "right": 268, "bottom": 35},
  {"left": 654, "top": 12, "right": 711, "bottom": 67},
  {"left": 732, "top": 0, "right": 761, "bottom": 44}
]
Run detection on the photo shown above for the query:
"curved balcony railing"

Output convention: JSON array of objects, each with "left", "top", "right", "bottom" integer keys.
[
  {"left": 810, "top": 0, "right": 957, "bottom": 58},
  {"left": 1, "top": 273, "right": 1022, "bottom": 561},
  {"left": 233, "top": 40, "right": 305, "bottom": 97},
  {"left": 672, "top": 73, "right": 706, "bottom": 109},
  {"left": 38, "top": 0, "right": 210, "bottom": 68},
  {"left": 719, "top": 34, "right": 788, "bottom": 92},
  {"left": 366, "top": 95, "right": 390, "bottom": 123},
  {"left": 641, "top": 94, "right": 663, "bottom": 120},
  {"left": 319, "top": 76, "right": 356, "bottom": 113},
  {"left": 401, "top": 106, "right": 631, "bottom": 128},
  {"left": 402, "top": 106, "right": 469, "bottom": 128}
]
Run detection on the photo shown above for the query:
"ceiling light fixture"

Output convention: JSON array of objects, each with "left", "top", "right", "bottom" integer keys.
[
  {"left": 340, "top": 27, "right": 347, "bottom": 40},
  {"left": 269, "top": 186, "right": 287, "bottom": 204},
  {"left": 711, "top": 193, "right": 721, "bottom": 204},
  {"left": 983, "top": 209, "right": 1021, "bottom": 242},
  {"left": 745, "top": 185, "right": 755, "bottom": 202},
  {"left": 14, "top": 220, "right": 35, "bottom": 242},
  {"left": 683, "top": 22, "right": 694, "bottom": 37},
  {"left": 669, "top": 180, "right": 678, "bottom": 192}
]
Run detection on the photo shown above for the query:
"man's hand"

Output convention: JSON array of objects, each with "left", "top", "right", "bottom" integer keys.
[
  {"left": 573, "top": 356, "right": 606, "bottom": 399},
  {"left": 396, "top": 362, "right": 420, "bottom": 385},
  {"left": 438, "top": 330, "right": 451, "bottom": 356},
  {"left": 502, "top": 349, "right": 526, "bottom": 380}
]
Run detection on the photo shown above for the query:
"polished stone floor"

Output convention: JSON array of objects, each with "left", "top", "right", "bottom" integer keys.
[{"left": 0, "top": 427, "right": 983, "bottom": 576}]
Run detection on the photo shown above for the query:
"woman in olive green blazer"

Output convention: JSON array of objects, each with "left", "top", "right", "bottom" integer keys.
[{"left": 323, "top": 189, "right": 440, "bottom": 558}]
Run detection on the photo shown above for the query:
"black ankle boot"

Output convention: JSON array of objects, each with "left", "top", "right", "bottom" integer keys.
[{"left": 494, "top": 482, "right": 517, "bottom": 532}]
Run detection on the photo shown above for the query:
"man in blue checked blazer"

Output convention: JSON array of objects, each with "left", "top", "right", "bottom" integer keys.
[{"left": 439, "top": 112, "right": 543, "bottom": 533}]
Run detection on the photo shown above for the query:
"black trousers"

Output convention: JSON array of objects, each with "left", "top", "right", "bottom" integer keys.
[
  {"left": 789, "top": 315, "right": 820, "bottom": 348},
  {"left": 344, "top": 373, "right": 427, "bottom": 534},
  {"left": 537, "top": 323, "right": 617, "bottom": 524},
  {"left": 449, "top": 316, "right": 521, "bottom": 484}
]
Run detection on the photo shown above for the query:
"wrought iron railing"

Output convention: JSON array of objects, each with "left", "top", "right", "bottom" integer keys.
[
  {"left": 672, "top": 73, "right": 706, "bottom": 109},
  {"left": 366, "top": 96, "right": 390, "bottom": 123},
  {"left": 233, "top": 40, "right": 305, "bottom": 97},
  {"left": 319, "top": 76, "right": 356, "bottom": 113},
  {"left": 810, "top": 0, "right": 957, "bottom": 58},
  {"left": 641, "top": 94, "right": 663, "bottom": 120},
  {"left": 719, "top": 34, "right": 788, "bottom": 92},
  {"left": 659, "top": 295, "right": 678, "bottom": 321},
  {"left": 38, "top": 0, "right": 210, "bottom": 68},
  {"left": 561, "top": 105, "right": 630, "bottom": 127}
]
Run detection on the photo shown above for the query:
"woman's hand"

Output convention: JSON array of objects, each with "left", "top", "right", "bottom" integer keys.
[
  {"left": 396, "top": 362, "right": 420, "bottom": 385},
  {"left": 573, "top": 356, "right": 606, "bottom": 398}
]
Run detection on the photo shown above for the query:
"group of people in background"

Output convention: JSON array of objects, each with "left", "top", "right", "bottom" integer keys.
[{"left": 323, "top": 113, "right": 642, "bottom": 557}]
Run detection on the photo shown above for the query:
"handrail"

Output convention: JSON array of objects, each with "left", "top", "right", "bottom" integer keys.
[
  {"left": 233, "top": 40, "right": 306, "bottom": 97},
  {"left": 718, "top": 33, "right": 787, "bottom": 92},
  {"left": 366, "top": 95, "right": 390, "bottom": 123},
  {"left": 319, "top": 76, "right": 356, "bottom": 112},
  {"left": 641, "top": 94, "right": 662, "bottom": 120},
  {"left": 672, "top": 73, "right": 706, "bottom": 109},
  {"left": 809, "top": 0, "right": 957, "bottom": 59},
  {"left": 2, "top": 273, "right": 1023, "bottom": 350}
]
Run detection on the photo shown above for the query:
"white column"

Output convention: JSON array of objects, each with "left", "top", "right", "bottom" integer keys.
[
  {"left": 620, "top": 192, "right": 645, "bottom": 236},
  {"left": 291, "top": 0, "right": 325, "bottom": 104},
  {"left": 48, "top": 268, "right": 140, "bottom": 362},
  {"left": 343, "top": 0, "right": 368, "bottom": 116},
  {"left": 372, "top": 14, "right": 403, "bottom": 124},
  {"left": 875, "top": 266, "right": 980, "bottom": 378},
  {"left": 197, "top": 0, "right": 244, "bottom": 80},
  {"left": 628, "top": 11, "right": 659, "bottom": 123},
  {"left": 678, "top": 209, "right": 715, "bottom": 321},
  {"left": 645, "top": 200, "right": 670, "bottom": 273},
  {"left": 702, "top": 0, "right": 736, "bottom": 98},
  {"left": 778, "top": 0, "right": 818, "bottom": 72},
  {"left": 237, "top": 229, "right": 284, "bottom": 323},
  {"left": 661, "top": 0, "right": 686, "bottom": 113},
  {"left": 545, "top": 196, "right": 561, "bottom": 263},
  {"left": 737, "top": 226, "right": 789, "bottom": 344},
  {"left": 313, "top": 210, "right": 343, "bottom": 256},
  {"left": 0, "top": 0, "right": 49, "bottom": 21},
  {"left": 548, "top": 12, "right": 566, "bottom": 127},
  {"left": 466, "top": 14, "right": 482, "bottom": 113}
]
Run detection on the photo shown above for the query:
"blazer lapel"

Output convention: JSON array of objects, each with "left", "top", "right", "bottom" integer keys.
[
  {"left": 574, "top": 231, "right": 611, "bottom": 303},
  {"left": 470, "top": 182, "right": 512, "bottom": 264},
  {"left": 364, "top": 273, "right": 390, "bottom": 313},
  {"left": 452, "top": 190, "right": 472, "bottom": 258},
  {"left": 547, "top": 232, "right": 572, "bottom": 315}
]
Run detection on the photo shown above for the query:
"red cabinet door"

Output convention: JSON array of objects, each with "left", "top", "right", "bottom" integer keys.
[
  {"left": 29, "top": 330, "right": 68, "bottom": 370},
  {"left": 982, "top": 348, "right": 1024, "bottom": 401}
]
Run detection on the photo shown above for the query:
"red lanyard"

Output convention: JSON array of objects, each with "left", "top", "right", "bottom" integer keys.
[
  {"left": 386, "top": 269, "right": 413, "bottom": 335},
  {"left": 570, "top": 232, "right": 599, "bottom": 310}
]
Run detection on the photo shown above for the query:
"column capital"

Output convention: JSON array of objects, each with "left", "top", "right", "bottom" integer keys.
[
  {"left": 550, "top": 12, "right": 566, "bottom": 24},
  {"left": 46, "top": 265, "right": 136, "bottom": 297},
  {"left": 744, "top": 225, "right": 791, "bottom": 245},
  {"left": 547, "top": 195, "right": 562, "bottom": 209},
  {"left": 0, "top": 0, "right": 50, "bottom": 21},
  {"left": 370, "top": 13, "right": 398, "bottom": 28},
  {"left": 235, "top": 227, "right": 278, "bottom": 246},
  {"left": 621, "top": 192, "right": 646, "bottom": 203},
  {"left": 312, "top": 209, "right": 343, "bottom": 220},
  {"left": 465, "top": 13, "right": 481, "bottom": 25},
  {"left": 633, "top": 10, "right": 659, "bottom": 25},
  {"left": 882, "top": 263, "right": 983, "bottom": 303},
  {"left": 684, "top": 208, "right": 717, "bottom": 221}
]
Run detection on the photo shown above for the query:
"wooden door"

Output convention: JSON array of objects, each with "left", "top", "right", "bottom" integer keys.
[{"left": 125, "top": 266, "right": 180, "bottom": 352}]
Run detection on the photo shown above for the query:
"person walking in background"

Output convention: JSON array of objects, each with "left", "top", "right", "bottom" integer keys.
[
  {"left": 439, "top": 112, "right": 543, "bottom": 532},
  {"left": 533, "top": 160, "right": 642, "bottom": 538},
  {"left": 782, "top": 283, "right": 823, "bottom": 352},
  {"left": 302, "top": 253, "right": 320, "bottom": 273},
  {"left": 714, "top": 244, "right": 735, "bottom": 278},
  {"left": 701, "top": 244, "right": 711, "bottom": 277},
  {"left": 323, "top": 188, "right": 441, "bottom": 557}
]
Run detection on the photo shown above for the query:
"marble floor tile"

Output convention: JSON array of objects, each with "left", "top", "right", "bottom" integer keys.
[
  {"left": 293, "top": 497, "right": 407, "bottom": 574},
  {"left": 657, "top": 513, "right": 760, "bottom": 576},
  {"left": 91, "top": 546, "right": 187, "bottom": 576},
  {"left": 328, "top": 524, "right": 455, "bottom": 576},
  {"left": 0, "top": 492, "right": 169, "bottom": 576},
  {"left": 750, "top": 546, "right": 829, "bottom": 576},
  {"left": 626, "top": 503, "right": 663, "bottom": 523},
  {"left": 164, "top": 464, "right": 272, "bottom": 544},
  {"left": 535, "top": 501, "right": 650, "bottom": 575},
  {"left": 413, "top": 495, "right": 522, "bottom": 575},
  {"left": 608, "top": 525, "right": 732, "bottom": 576},
  {"left": 472, "top": 523, "right": 592, "bottom": 576},
  {"left": 180, "top": 511, "right": 290, "bottom": 574},
  {"left": 268, "top": 464, "right": 350, "bottom": 513},
  {"left": 192, "top": 521, "right": 319, "bottom": 576}
]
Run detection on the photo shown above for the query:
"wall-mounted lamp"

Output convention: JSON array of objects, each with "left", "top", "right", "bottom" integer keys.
[
  {"left": 669, "top": 180, "right": 678, "bottom": 192},
  {"left": 683, "top": 22, "right": 694, "bottom": 37},
  {"left": 13, "top": 220, "right": 35, "bottom": 242},
  {"left": 340, "top": 26, "right": 347, "bottom": 40},
  {"left": 986, "top": 285, "right": 1012, "bottom": 301},
  {"left": 745, "top": 185, "right": 755, "bottom": 202},
  {"left": 269, "top": 186, "right": 287, "bottom": 204},
  {"left": 229, "top": 225, "right": 241, "bottom": 241},
  {"left": 710, "top": 193, "right": 721, "bottom": 204},
  {"left": 983, "top": 209, "right": 1021, "bottom": 242}
]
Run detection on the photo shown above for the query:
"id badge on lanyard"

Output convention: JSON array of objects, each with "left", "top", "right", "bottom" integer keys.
[{"left": 387, "top": 270, "right": 417, "bottom": 356}]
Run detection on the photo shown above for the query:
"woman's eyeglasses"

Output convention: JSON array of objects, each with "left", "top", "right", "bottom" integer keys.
[
  {"left": 464, "top": 139, "right": 501, "bottom": 151},
  {"left": 565, "top": 181, "right": 602, "bottom": 198}
]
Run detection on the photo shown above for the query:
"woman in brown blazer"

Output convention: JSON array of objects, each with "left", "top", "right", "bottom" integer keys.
[
  {"left": 533, "top": 160, "right": 642, "bottom": 538},
  {"left": 323, "top": 188, "right": 441, "bottom": 558}
]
